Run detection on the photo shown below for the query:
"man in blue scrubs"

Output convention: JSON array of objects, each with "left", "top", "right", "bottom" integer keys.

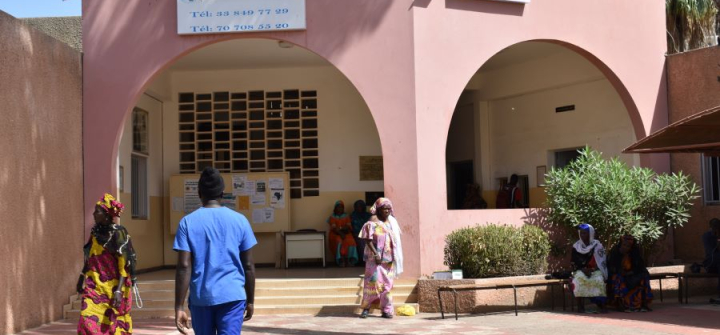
[{"left": 174, "top": 167, "right": 257, "bottom": 334}]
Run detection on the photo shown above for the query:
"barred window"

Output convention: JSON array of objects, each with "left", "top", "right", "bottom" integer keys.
[
  {"left": 177, "top": 90, "right": 319, "bottom": 199},
  {"left": 702, "top": 154, "right": 720, "bottom": 205},
  {"left": 133, "top": 108, "right": 149, "bottom": 155},
  {"left": 131, "top": 154, "right": 149, "bottom": 219}
]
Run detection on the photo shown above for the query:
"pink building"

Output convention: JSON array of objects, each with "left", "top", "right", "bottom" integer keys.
[
  {"left": 1, "top": 0, "right": 681, "bottom": 332},
  {"left": 82, "top": 0, "right": 669, "bottom": 279}
]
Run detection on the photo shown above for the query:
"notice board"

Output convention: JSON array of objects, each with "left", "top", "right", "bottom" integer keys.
[{"left": 169, "top": 172, "right": 290, "bottom": 234}]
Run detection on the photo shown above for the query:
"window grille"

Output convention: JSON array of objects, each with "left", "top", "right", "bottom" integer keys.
[
  {"left": 132, "top": 108, "right": 149, "bottom": 155},
  {"left": 702, "top": 154, "right": 720, "bottom": 205},
  {"left": 131, "top": 154, "right": 149, "bottom": 219},
  {"left": 177, "top": 90, "right": 319, "bottom": 199}
]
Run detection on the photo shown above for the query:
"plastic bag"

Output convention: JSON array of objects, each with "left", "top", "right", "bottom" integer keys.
[{"left": 396, "top": 304, "right": 416, "bottom": 316}]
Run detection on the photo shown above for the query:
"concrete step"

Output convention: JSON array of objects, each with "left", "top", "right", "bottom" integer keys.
[
  {"left": 69, "top": 285, "right": 416, "bottom": 302},
  {"left": 254, "top": 303, "right": 420, "bottom": 316},
  {"left": 135, "top": 278, "right": 416, "bottom": 290},
  {"left": 255, "top": 293, "right": 418, "bottom": 306},
  {"left": 65, "top": 302, "right": 420, "bottom": 319},
  {"left": 255, "top": 278, "right": 362, "bottom": 288},
  {"left": 71, "top": 299, "right": 187, "bottom": 310},
  {"left": 65, "top": 278, "right": 419, "bottom": 319},
  {"left": 70, "top": 292, "right": 418, "bottom": 310},
  {"left": 65, "top": 307, "right": 175, "bottom": 320}
]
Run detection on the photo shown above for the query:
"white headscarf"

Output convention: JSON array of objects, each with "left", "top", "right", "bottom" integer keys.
[
  {"left": 369, "top": 198, "right": 404, "bottom": 278},
  {"left": 388, "top": 216, "right": 404, "bottom": 278},
  {"left": 573, "top": 224, "right": 608, "bottom": 279}
]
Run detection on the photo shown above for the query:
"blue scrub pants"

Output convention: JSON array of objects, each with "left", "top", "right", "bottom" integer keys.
[{"left": 190, "top": 300, "right": 247, "bottom": 335}]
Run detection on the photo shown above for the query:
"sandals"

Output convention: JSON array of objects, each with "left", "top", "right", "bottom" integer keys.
[{"left": 360, "top": 309, "right": 394, "bottom": 319}]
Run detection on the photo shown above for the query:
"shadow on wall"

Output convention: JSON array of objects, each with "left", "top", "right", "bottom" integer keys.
[
  {"left": 522, "top": 208, "right": 572, "bottom": 273},
  {"left": 0, "top": 12, "right": 84, "bottom": 334},
  {"left": 445, "top": 0, "right": 526, "bottom": 16}
]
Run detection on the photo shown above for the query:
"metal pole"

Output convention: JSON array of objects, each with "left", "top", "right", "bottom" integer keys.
[
  {"left": 453, "top": 290, "right": 459, "bottom": 320},
  {"left": 438, "top": 290, "right": 445, "bottom": 319},
  {"left": 513, "top": 285, "right": 518, "bottom": 316}
]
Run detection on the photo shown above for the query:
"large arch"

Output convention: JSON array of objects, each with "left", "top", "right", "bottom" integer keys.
[
  {"left": 443, "top": 39, "right": 647, "bottom": 146},
  {"left": 82, "top": 0, "right": 421, "bottom": 276},
  {"left": 443, "top": 39, "right": 645, "bottom": 210},
  {"left": 112, "top": 37, "right": 387, "bottom": 269}
]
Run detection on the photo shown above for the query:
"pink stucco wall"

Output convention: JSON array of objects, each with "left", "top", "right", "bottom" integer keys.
[
  {"left": 82, "top": 0, "right": 670, "bottom": 278},
  {"left": 81, "top": 0, "right": 422, "bottom": 275},
  {"left": 0, "top": 11, "right": 84, "bottom": 334},
  {"left": 411, "top": 0, "right": 670, "bottom": 276}
]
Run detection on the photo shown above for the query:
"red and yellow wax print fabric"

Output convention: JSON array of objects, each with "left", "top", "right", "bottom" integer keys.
[{"left": 77, "top": 237, "right": 133, "bottom": 335}]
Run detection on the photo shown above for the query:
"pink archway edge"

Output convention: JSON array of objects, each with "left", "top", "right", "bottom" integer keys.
[
  {"left": 416, "top": 36, "right": 669, "bottom": 275},
  {"left": 441, "top": 38, "right": 661, "bottom": 170},
  {"left": 82, "top": 1, "right": 421, "bottom": 274},
  {"left": 84, "top": 35, "right": 404, "bottom": 227}
]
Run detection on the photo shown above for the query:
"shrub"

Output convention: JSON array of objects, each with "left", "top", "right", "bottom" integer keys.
[
  {"left": 544, "top": 147, "right": 699, "bottom": 254},
  {"left": 443, "top": 224, "right": 551, "bottom": 278}
]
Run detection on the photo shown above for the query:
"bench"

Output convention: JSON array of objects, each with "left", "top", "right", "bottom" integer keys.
[
  {"left": 679, "top": 272, "right": 720, "bottom": 304},
  {"left": 438, "top": 273, "right": 682, "bottom": 320},
  {"left": 437, "top": 279, "right": 568, "bottom": 320},
  {"left": 648, "top": 272, "right": 682, "bottom": 303}
]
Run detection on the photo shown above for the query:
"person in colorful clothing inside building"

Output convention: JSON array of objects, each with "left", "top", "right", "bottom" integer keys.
[
  {"left": 608, "top": 235, "right": 653, "bottom": 312},
  {"left": 359, "top": 197, "right": 404, "bottom": 319},
  {"left": 327, "top": 200, "right": 358, "bottom": 267},
  {"left": 350, "top": 200, "right": 371, "bottom": 266},
  {"left": 77, "top": 193, "right": 137, "bottom": 335},
  {"left": 570, "top": 223, "right": 608, "bottom": 313}
]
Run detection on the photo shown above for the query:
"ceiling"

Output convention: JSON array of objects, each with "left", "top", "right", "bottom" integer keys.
[
  {"left": 169, "top": 38, "right": 330, "bottom": 71},
  {"left": 479, "top": 41, "right": 566, "bottom": 72}
]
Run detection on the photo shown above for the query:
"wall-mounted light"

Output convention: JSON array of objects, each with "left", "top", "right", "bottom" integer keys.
[{"left": 278, "top": 41, "right": 294, "bottom": 49}]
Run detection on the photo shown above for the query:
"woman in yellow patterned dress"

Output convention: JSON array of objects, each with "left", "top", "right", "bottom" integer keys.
[{"left": 76, "top": 194, "right": 137, "bottom": 335}]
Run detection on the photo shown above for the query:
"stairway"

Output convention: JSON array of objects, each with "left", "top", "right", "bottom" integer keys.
[{"left": 64, "top": 277, "right": 419, "bottom": 319}]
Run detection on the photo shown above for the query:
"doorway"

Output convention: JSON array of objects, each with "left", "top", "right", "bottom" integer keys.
[{"left": 448, "top": 160, "right": 474, "bottom": 209}]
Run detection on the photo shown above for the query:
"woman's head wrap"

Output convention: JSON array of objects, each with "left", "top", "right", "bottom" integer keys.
[
  {"left": 370, "top": 197, "right": 394, "bottom": 216},
  {"left": 199, "top": 167, "right": 225, "bottom": 199},
  {"left": 334, "top": 200, "right": 345, "bottom": 208},
  {"left": 577, "top": 223, "right": 595, "bottom": 245},
  {"left": 353, "top": 200, "right": 367, "bottom": 212},
  {"left": 97, "top": 193, "right": 125, "bottom": 218}
]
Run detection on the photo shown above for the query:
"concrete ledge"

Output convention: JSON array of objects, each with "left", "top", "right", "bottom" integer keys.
[{"left": 419, "top": 265, "right": 718, "bottom": 314}]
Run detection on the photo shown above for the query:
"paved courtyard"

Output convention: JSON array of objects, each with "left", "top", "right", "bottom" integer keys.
[{"left": 15, "top": 298, "right": 720, "bottom": 335}]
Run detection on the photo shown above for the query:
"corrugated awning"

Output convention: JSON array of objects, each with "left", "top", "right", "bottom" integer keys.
[{"left": 623, "top": 105, "right": 720, "bottom": 154}]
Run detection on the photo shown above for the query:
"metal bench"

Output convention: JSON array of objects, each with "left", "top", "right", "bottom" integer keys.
[
  {"left": 679, "top": 272, "right": 720, "bottom": 304},
  {"left": 437, "top": 279, "right": 568, "bottom": 320},
  {"left": 647, "top": 272, "right": 682, "bottom": 303}
]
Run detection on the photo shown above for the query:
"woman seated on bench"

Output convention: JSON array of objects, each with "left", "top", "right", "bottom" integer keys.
[
  {"left": 571, "top": 223, "right": 608, "bottom": 313},
  {"left": 608, "top": 235, "right": 653, "bottom": 312}
]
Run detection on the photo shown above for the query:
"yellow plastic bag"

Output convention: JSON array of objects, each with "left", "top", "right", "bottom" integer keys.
[{"left": 396, "top": 304, "right": 416, "bottom": 316}]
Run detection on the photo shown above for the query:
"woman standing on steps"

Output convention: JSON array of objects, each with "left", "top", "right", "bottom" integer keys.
[
  {"left": 359, "top": 197, "right": 404, "bottom": 319},
  {"left": 76, "top": 194, "right": 138, "bottom": 335}
]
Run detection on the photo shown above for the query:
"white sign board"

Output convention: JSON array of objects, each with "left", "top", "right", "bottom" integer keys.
[{"left": 177, "top": 0, "right": 306, "bottom": 35}]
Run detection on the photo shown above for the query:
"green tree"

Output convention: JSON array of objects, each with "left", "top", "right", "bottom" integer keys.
[
  {"left": 666, "top": 0, "right": 718, "bottom": 54},
  {"left": 544, "top": 148, "right": 699, "bottom": 257}
]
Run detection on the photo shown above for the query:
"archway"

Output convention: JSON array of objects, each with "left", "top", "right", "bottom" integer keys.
[
  {"left": 445, "top": 41, "right": 642, "bottom": 210},
  {"left": 114, "top": 38, "right": 385, "bottom": 272}
]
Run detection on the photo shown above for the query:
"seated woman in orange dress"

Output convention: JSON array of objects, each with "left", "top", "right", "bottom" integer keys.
[{"left": 327, "top": 200, "right": 358, "bottom": 267}]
